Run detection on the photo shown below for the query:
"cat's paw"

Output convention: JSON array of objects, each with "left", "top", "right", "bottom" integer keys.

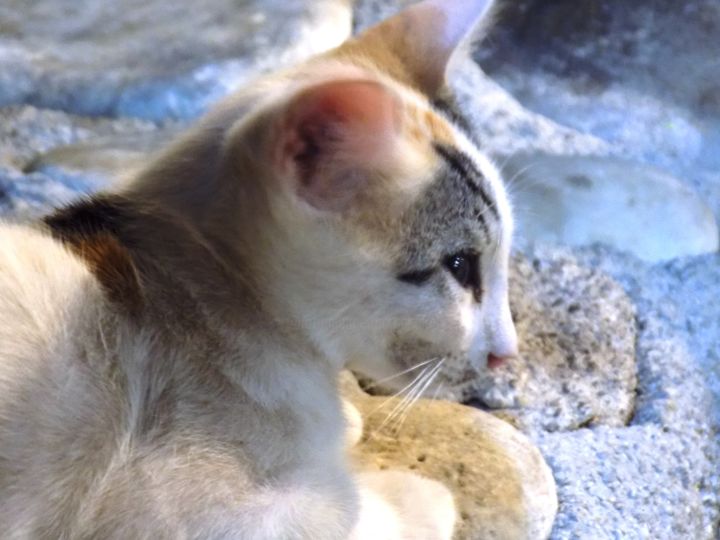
[
  {"left": 354, "top": 470, "right": 456, "bottom": 540},
  {"left": 342, "top": 399, "right": 363, "bottom": 449}
]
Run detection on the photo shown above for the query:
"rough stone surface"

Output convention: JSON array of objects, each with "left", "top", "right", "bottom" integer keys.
[
  {"left": 539, "top": 245, "right": 720, "bottom": 539},
  {"left": 0, "top": 106, "right": 164, "bottom": 218},
  {"left": 489, "top": 252, "right": 636, "bottom": 434},
  {"left": 537, "top": 425, "right": 717, "bottom": 539},
  {"left": 427, "top": 251, "right": 637, "bottom": 436},
  {"left": 0, "top": 105, "right": 158, "bottom": 171},
  {"left": 446, "top": 60, "right": 611, "bottom": 160},
  {"left": 573, "top": 246, "right": 720, "bottom": 431},
  {"left": 0, "top": 0, "right": 352, "bottom": 120},
  {"left": 504, "top": 154, "right": 719, "bottom": 262},
  {"left": 27, "top": 128, "right": 176, "bottom": 192},
  {"left": 477, "top": 0, "right": 720, "bottom": 227},
  {"left": 0, "top": 166, "right": 79, "bottom": 219},
  {"left": 341, "top": 372, "right": 558, "bottom": 540}
]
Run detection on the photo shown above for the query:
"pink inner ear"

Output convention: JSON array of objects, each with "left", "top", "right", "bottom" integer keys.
[{"left": 277, "top": 79, "right": 400, "bottom": 211}]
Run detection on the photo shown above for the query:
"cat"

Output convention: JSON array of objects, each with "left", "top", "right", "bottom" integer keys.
[{"left": 0, "top": 0, "right": 517, "bottom": 538}]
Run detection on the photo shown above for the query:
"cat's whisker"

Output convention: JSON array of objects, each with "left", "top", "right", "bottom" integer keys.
[
  {"left": 496, "top": 153, "right": 515, "bottom": 172},
  {"left": 503, "top": 162, "right": 546, "bottom": 199},
  {"left": 376, "top": 367, "right": 433, "bottom": 429},
  {"left": 371, "top": 363, "right": 438, "bottom": 436},
  {"left": 503, "top": 160, "right": 543, "bottom": 191},
  {"left": 389, "top": 360, "right": 445, "bottom": 435},
  {"left": 366, "top": 362, "right": 435, "bottom": 419},
  {"left": 507, "top": 196, "right": 543, "bottom": 213},
  {"left": 386, "top": 360, "right": 444, "bottom": 433},
  {"left": 362, "top": 358, "right": 438, "bottom": 391},
  {"left": 430, "top": 381, "right": 444, "bottom": 402}
]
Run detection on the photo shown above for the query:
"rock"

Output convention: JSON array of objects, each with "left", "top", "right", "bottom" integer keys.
[
  {"left": 340, "top": 372, "right": 558, "bottom": 540},
  {"left": 537, "top": 425, "right": 718, "bottom": 539},
  {"left": 475, "top": 0, "right": 718, "bottom": 171},
  {"left": 574, "top": 246, "right": 720, "bottom": 430},
  {"left": 0, "top": 105, "right": 166, "bottom": 215},
  {"left": 26, "top": 128, "right": 176, "bottom": 191},
  {"left": 448, "top": 250, "right": 637, "bottom": 435},
  {"left": 352, "top": 0, "right": 415, "bottom": 32},
  {"left": 0, "top": 105, "right": 158, "bottom": 171},
  {"left": 503, "top": 154, "right": 719, "bottom": 262},
  {"left": 446, "top": 60, "right": 611, "bottom": 160},
  {"left": 0, "top": 0, "right": 352, "bottom": 120},
  {"left": 475, "top": 0, "right": 720, "bottom": 226},
  {"left": 694, "top": 171, "right": 720, "bottom": 231},
  {"left": 547, "top": 245, "right": 720, "bottom": 540},
  {"left": 0, "top": 166, "right": 80, "bottom": 219}
]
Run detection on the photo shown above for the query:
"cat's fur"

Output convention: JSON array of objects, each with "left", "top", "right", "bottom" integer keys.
[{"left": 0, "top": 1, "right": 516, "bottom": 538}]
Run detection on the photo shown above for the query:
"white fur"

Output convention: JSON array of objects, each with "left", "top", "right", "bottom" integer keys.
[{"left": 0, "top": 0, "right": 509, "bottom": 538}]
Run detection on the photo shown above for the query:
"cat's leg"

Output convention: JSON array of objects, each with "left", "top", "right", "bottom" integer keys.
[
  {"left": 351, "top": 470, "right": 456, "bottom": 540},
  {"left": 342, "top": 399, "right": 363, "bottom": 449}
]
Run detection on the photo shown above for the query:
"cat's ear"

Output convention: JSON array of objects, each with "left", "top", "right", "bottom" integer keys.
[
  {"left": 272, "top": 79, "right": 400, "bottom": 212},
  {"left": 350, "top": 0, "right": 496, "bottom": 96}
]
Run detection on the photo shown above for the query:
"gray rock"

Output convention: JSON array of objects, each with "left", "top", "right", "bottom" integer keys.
[
  {"left": 0, "top": 166, "right": 80, "bottom": 219},
  {"left": 458, "top": 251, "right": 637, "bottom": 435},
  {"left": 0, "top": 0, "right": 352, "bottom": 120},
  {"left": 27, "top": 128, "right": 177, "bottom": 191},
  {"left": 0, "top": 105, "right": 165, "bottom": 214},
  {"left": 574, "top": 246, "right": 720, "bottom": 430},
  {"left": 0, "top": 105, "right": 158, "bottom": 171},
  {"left": 545, "top": 245, "right": 720, "bottom": 539},
  {"left": 446, "top": 60, "right": 611, "bottom": 160},
  {"left": 538, "top": 425, "right": 718, "bottom": 540},
  {"left": 476, "top": 0, "right": 720, "bottom": 224},
  {"left": 352, "top": 0, "right": 415, "bottom": 32},
  {"left": 504, "top": 154, "right": 719, "bottom": 262}
]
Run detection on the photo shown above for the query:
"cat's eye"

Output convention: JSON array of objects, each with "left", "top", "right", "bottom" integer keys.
[
  {"left": 444, "top": 251, "right": 482, "bottom": 300},
  {"left": 398, "top": 268, "right": 435, "bottom": 286}
]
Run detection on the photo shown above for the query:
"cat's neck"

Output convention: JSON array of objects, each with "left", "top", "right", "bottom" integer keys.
[
  {"left": 104, "top": 115, "right": 352, "bottom": 454},
  {"left": 123, "top": 207, "right": 348, "bottom": 472},
  {"left": 46, "top": 185, "right": 347, "bottom": 472}
]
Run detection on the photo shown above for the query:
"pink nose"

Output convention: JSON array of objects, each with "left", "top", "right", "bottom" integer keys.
[{"left": 487, "top": 353, "right": 512, "bottom": 369}]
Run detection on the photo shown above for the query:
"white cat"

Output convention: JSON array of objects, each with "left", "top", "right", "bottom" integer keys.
[{"left": 0, "top": 1, "right": 517, "bottom": 538}]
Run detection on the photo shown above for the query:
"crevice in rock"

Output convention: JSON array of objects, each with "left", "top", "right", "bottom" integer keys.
[{"left": 624, "top": 312, "right": 643, "bottom": 428}]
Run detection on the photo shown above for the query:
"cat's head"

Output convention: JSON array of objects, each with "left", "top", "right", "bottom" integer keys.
[{"left": 227, "top": 0, "right": 517, "bottom": 388}]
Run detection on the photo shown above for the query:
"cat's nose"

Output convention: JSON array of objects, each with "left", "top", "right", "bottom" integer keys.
[{"left": 486, "top": 351, "right": 516, "bottom": 369}]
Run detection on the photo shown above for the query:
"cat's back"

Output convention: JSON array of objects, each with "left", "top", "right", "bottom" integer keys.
[
  {"left": 0, "top": 223, "right": 123, "bottom": 532},
  {"left": 0, "top": 223, "right": 105, "bottom": 366}
]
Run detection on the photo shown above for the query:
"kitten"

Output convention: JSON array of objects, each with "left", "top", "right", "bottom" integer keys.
[{"left": 0, "top": 0, "right": 517, "bottom": 538}]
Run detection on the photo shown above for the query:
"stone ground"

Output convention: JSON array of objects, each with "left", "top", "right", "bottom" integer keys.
[{"left": 1, "top": 0, "right": 719, "bottom": 538}]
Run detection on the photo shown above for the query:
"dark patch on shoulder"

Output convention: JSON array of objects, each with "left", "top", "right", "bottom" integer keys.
[
  {"left": 44, "top": 195, "right": 137, "bottom": 239},
  {"left": 44, "top": 195, "right": 143, "bottom": 314}
]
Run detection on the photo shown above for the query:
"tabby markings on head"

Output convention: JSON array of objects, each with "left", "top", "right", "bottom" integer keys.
[
  {"left": 395, "top": 135, "right": 503, "bottom": 304},
  {"left": 432, "top": 142, "right": 498, "bottom": 239}
]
